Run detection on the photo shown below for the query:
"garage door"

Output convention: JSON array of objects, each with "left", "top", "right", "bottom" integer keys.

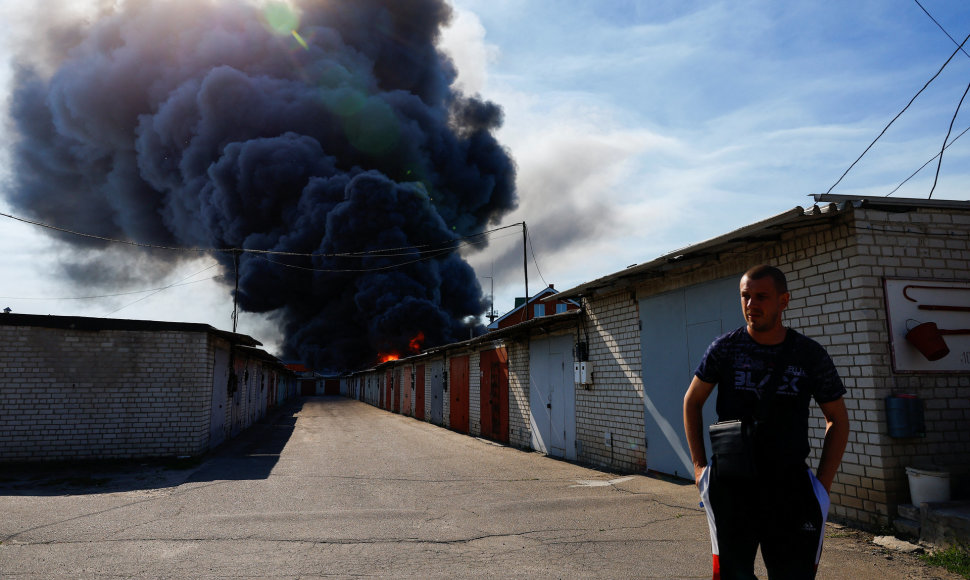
[
  {"left": 529, "top": 334, "right": 576, "bottom": 460},
  {"left": 639, "top": 275, "right": 743, "bottom": 478}
]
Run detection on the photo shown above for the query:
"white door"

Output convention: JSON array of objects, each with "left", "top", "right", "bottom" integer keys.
[
  {"left": 639, "top": 275, "right": 744, "bottom": 478},
  {"left": 530, "top": 334, "right": 576, "bottom": 460}
]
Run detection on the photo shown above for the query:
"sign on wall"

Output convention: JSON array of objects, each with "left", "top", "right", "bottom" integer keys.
[{"left": 885, "top": 279, "right": 970, "bottom": 373}]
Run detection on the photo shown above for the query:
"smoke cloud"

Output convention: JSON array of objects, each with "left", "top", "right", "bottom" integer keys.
[{"left": 5, "top": 0, "right": 517, "bottom": 370}]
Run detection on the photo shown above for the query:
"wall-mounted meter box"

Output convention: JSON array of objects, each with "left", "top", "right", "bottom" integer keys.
[{"left": 574, "top": 362, "right": 592, "bottom": 385}]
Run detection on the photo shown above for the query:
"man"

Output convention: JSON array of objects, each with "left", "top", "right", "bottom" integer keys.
[{"left": 683, "top": 265, "right": 850, "bottom": 579}]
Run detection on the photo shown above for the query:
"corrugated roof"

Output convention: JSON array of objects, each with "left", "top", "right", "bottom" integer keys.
[{"left": 555, "top": 194, "right": 970, "bottom": 301}]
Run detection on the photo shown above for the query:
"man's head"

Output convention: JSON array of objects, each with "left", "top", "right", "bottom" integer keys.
[{"left": 740, "top": 265, "right": 790, "bottom": 335}]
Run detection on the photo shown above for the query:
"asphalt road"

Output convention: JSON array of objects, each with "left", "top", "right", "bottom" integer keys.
[{"left": 0, "top": 396, "right": 959, "bottom": 579}]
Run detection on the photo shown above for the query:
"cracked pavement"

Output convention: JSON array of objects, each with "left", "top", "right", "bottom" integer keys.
[{"left": 0, "top": 397, "right": 960, "bottom": 579}]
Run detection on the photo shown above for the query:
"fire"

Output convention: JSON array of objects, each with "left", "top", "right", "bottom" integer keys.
[
  {"left": 408, "top": 331, "right": 425, "bottom": 353},
  {"left": 376, "top": 332, "right": 424, "bottom": 364}
]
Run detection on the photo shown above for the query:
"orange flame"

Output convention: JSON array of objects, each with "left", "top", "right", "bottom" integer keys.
[
  {"left": 408, "top": 331, "right": 425, "bottom": 353},
  {"left": 377, "top": 332, "right": 424, "bottom": 364}
]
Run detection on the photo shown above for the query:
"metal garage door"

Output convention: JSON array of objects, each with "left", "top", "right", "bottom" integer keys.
[
  {"left": 639, "top": 275, "right": 743, "bottom": 478},
  {"left": 429, "top": 359, "right": 444, "bottom": 425},
  {"left": 529, "top": 334, "right": 576, "bottom": 460}
]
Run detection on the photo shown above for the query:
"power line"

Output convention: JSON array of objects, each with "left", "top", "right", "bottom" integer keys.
[
  {"left": 886, "top": 124, "right": 970, "bottom": 196},
  {"left": 0, "top": 209, "right": 523, "bottom": 259},
  {"left": 825, "top": 28, "right": 970, "bottom": 195},
  {"left": 0, "top": 210, "right": 224, "bottom": 254},
  {"left": 929, "top": 79, "right": 970, "bottom": 199},
  {"left": 106, "top": 263, "right": 222, "bottom": 316},
  {"left": 914, "top": 0, "right": 970, "bottom": 59},
  {"left": 248, "top": 229, "right": 516, "bottom": 273},
  {"left": 0, "top": 276, "right": 219, "bottom": 301},
  {"left": 526, "top": 227, "right": 549, "bottom": 288}
]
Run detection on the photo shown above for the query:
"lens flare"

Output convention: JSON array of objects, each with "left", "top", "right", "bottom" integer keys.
[
  {"left": 263, "top": 2, "right": 300, "bottom": 36},
  {"left": 291, "top": 30, "right": 309, "bottom": 50}
]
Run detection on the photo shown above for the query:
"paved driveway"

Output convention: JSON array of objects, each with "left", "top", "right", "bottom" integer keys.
[{"left": 0, "top": 397, "right": 957, "bottom": 579}]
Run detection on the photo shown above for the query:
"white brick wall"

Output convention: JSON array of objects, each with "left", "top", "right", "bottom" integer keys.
[
  {"left": 507, "top": 340, "right": 531, "bottom": 449},
  {"left": 0, "top": 322, "right": 291, "bottom": 463},
  {"left": 579, "top": 291, "right": 647, "bottom": 472},
  {"left": 469, "top": 350, "right": 482, "bottom": 437},
  {"left": 0, "top": 326, "right": 213, "bottom": 461},
  {"left": 825, "top": 208, "right": 970, "bottom": 526},
  {"left": 617, "top": 206, "right": 969, "bottom": 528}
]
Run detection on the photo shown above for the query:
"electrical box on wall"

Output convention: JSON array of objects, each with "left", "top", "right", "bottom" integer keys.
[{"left": 574, "top": 362, "right": 593, "bottom": 388}]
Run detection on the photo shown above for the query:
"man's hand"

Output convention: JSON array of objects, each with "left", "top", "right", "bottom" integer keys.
[
  {"left": 694, "top": 463, "right": 707, "bottom": 486},
  {"left": 684, "top": 376, "right": 715, "bottom": 487},
  {"left": 816, "top": 397, "right": 850, "bottom": 493}
]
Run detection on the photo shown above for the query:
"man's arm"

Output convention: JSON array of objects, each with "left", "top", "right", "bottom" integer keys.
[
  {"left": 684, "top": 376, "right": 716, "bottom": 486},
  {"left": 816, "top": 397, "right": 850, "bottom": 493}
]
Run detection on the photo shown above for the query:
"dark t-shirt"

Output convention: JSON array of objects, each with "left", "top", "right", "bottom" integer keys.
[{"left": 695, "top": 326, "right": 846, "bottom": 469}]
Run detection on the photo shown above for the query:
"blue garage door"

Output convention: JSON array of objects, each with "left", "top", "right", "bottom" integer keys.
[{"left": 639, "top": 275, "right": 744, "bottom": 478}]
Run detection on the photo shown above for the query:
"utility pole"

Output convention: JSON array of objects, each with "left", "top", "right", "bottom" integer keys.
[
  {"left": 522, "top": 221, "right": 529, "bottom": 322},
  {"left": 232, "top": 249, "right": 240, "bottom": 333}
]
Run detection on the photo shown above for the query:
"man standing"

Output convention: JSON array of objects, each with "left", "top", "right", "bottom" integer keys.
[{"left": 683, "top": 265, "right": 850, "bottom": 579}]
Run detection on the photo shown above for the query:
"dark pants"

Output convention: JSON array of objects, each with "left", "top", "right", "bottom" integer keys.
[{"left": 698, "top": 464, "right": 829, "bottom": 580}]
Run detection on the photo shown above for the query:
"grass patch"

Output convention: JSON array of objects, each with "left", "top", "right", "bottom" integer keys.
[{"left": 920, "top": 545, "right": 970, "bottom": 578}]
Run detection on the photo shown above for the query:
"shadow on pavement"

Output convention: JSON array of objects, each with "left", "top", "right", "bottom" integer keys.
[{"left": 0, "top": 398, "right": 308, "bottom": 496}]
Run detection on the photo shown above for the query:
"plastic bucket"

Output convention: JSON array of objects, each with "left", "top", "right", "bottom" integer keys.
[{"left": 906, "top": 467, "right": 951, "bottom": 505}]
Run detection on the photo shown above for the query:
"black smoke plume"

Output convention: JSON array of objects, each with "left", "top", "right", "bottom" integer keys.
[{"left": 5, "top": 0, "right": 516, "bottom": 370}]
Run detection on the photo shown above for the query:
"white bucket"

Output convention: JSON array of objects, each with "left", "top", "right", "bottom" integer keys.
[{"left": 906, "top": 467, "right": 951, "bottom": 505}]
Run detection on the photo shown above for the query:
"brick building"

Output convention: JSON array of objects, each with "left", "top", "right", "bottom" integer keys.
[
  {"left": 487, "top": 285, "right": 580, "bottom": 330},
  {"left": 347, "top": 194, "right": 969, "bottom": 529},
  {"left": 554, "top": 193, "right": 970, "bottom": 527},
  {"left": 0, "top": 314, "right": 297, "bottom": 462}
]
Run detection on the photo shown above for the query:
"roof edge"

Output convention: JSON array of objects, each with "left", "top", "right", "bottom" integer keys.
[
  {"left": 0, "top": 313, "right": 262, "bottom": 347},
  {"left": 555, "top": 205, "right": 816, "bottom": 300}
]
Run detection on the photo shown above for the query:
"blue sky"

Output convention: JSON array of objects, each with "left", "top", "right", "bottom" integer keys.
[
  {"left": 443, "top": 0, "right": 970, "bottom": 308},
  {"left": 1, "top": 0, "right": 969, "bottom": 354}
]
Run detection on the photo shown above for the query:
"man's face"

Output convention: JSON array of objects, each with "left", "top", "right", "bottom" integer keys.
[{"left": 739, "top": 275, "right": 790, "bottom": 333}]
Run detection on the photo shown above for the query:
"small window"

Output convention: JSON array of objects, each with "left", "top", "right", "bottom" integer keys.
[
  {"left": 534, "top": 304, "right": 545, "bottom": 317},
  {"left": 556, "top": 303, "right": 567, "bottom": 314}
]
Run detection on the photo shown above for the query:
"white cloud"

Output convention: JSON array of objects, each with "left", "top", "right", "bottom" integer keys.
[{"left": 438, "top": 7, "right": 497, "bottom": 96}]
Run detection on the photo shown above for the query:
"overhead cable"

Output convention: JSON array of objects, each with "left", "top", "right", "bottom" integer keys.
[
  {"left": 526, "top": 227, "right": 549, "bottom": 288},
  {"left": 0, "top": 209, "right": 523, "bottom": 259},
  {"left": 929, "top": 79, "right": 970, "bottom": 198},
  {"left": 106, "top": 262, "right": 221, "bottom": 316},
  {"left": 914, "top": 0, "right": 970, "bottom": 59},
  {"left": 886, "top": 123, "right": 970, "bottom": 196},
  {"left": 0, "top": 276, "right": 219, "bottom": 301},
  {"left": 825, "top": 29, "right": 970, "bottom": 195}
]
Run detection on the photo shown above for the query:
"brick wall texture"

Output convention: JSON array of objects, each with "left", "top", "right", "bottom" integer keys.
[
  {"left": 0, "top": 326, "right": 214, "bottom": 461},
  {"left": 507, "top": 340, "right": 531, "bottom": 449},
  {"left": 625, "top": 206, "right": 970, "bottom": 527},
  {"left": 579, "top": 292, "right": 647, "bottom": 472}
]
